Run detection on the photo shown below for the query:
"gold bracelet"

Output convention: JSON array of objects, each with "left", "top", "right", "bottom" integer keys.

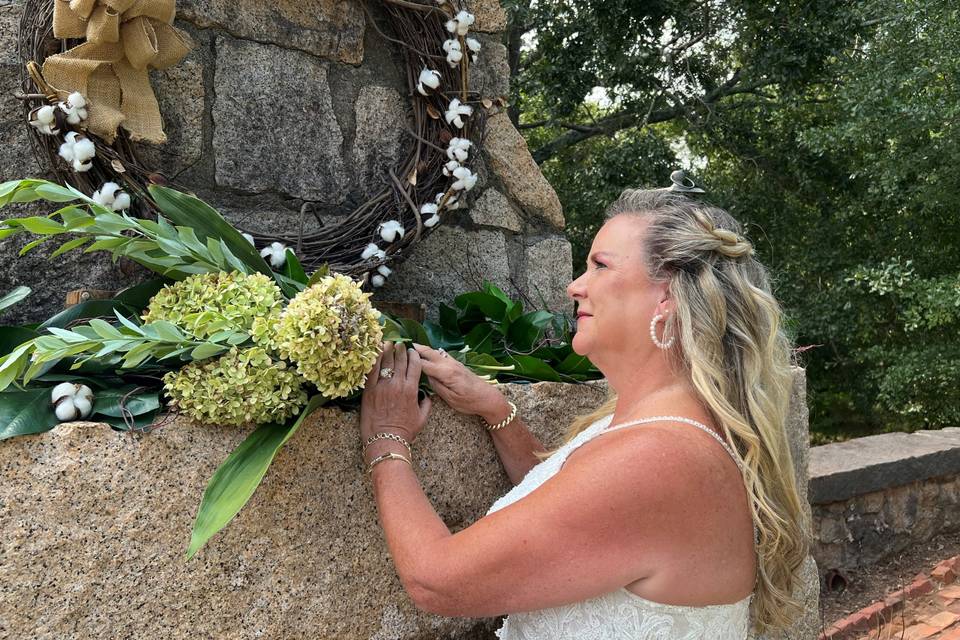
[
  {"left": 366, "top": 452, "right": 412, "bottom": 474},
  {"left": 363, "top": 431, "right": 411, "bottom": 453},
  {"left": 485, "top": 400, "right": 517, "bottom": 431}
]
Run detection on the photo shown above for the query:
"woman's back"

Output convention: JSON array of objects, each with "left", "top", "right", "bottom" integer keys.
[{"left": 487, "top": 414, "right": 756, "bottom": 640}]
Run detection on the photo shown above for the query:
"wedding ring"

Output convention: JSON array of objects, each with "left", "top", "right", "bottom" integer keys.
[
  {"left": 438, "top": 347, "right": 449, "bottom": 358},
  {"left": 379, "top": 367, "right": 394, "bottom": 379}
]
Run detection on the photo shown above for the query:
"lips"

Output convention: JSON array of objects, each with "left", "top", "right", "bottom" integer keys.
[{"left": 576, "top": 312, "right": 592, "bottom": 320}]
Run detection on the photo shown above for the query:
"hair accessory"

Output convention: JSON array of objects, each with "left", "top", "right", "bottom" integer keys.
[
  {"left": 364, "top": 431, "right": 411, "bottom": 452},
  {"left": 667, "top": 169, "right": 705, "bottom": 194},
  {"left": 650, "top": 313, "right": 675, "bottom": 349},
  {"left": 367, "top": 451, "right": 412, "bottom": 474},
  {"left": 485, "top": 400, "right": 517, "bottom": 431}
]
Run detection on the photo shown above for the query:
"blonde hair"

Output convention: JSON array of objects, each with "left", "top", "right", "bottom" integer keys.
[{"left": 539, "top": 188, "right": 811, "bottom": 635}]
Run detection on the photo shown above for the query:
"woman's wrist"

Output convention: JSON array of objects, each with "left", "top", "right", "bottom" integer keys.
[
  {"left": 363, "top": 438, "right": 411, "bottom": 466},
  {"left": 480, "top": 397, "right": 514, "bottom": 428}
]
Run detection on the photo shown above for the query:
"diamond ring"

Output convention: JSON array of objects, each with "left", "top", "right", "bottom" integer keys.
[
  {"left": 438, "top": 347, "right": 449, "bottom": 358},
  {"left": 379, "top": 367, "right": 394, "bottom": 380}
]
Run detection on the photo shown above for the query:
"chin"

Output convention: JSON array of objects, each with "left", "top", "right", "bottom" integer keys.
[{"left": 571, "top": 333, "right": 591, "bottom": 356}]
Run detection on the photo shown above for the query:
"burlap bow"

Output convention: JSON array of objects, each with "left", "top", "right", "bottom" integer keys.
[{"left": 41, "top": 0, "right": 192, "bottom": 144}]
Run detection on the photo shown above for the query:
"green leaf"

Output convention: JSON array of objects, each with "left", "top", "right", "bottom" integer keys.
[
  {"left": 506, "top": 311, "right": 554, "bottom": 351},
  {"left": 399, "top": 318, "right": 431, "bottom": 347},
  {"left": 454, "top": 291, "right": 508, "bottom": 321},
  {"left": 504, "top": 354, "right": 563, "bottom": 382},
  {"left": 49, "top": 236, "right": 92, "bottom": 258},
  {"left": 0, "top": 286, "right": 31, "bottom": 314},
  {"left": 99, "top": 409, "right": 158, "bottom": 431},
  {"left": 16, "top": 216, "right": 65, "bottom": 234},
  {"left": 148, "top": 185, "right": 273, "bottom": 277},
  {"left": 379, "top": 315, "right": 406, "bottom": 342},
  {"left": 554, "top": 352, "right": 597, "bottom": 375},
  {"left": 91, "top": 386, "right": 160, "bottom": 418},
  {"left": 305, "top": 263, "right": 331, "bottom": 287},
  {"left": 87, "top": 318, "right": 122, "bottom": 340},
  {"left": 40, "top": 299, "right": 139, "bottom": 331},
  {"left": 190, "top": 342, "right": 226, "bottom": 361},
  {"left": 114, "top": 279, "right": 169, "bottom": 311},
  {"left": 185, "top": 395, "right": 326, "bottom": 560},
  {"left": 34, "top": 181, "right": 82, "bottom": 202},
  {"left": 0, "top": 326, "right": 39, "bottom": 357},
  {"left": 282, "top": 249, "right": 308, "bottom": 284},
  {"left": 463, "top": 324, "right": 496, "bottom": 353},
  {"left": 0, "top": 388, "right": 58, "bottom": 440}
]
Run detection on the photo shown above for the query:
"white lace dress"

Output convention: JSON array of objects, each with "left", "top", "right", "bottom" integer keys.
[{"left": 486, "top": 414, "right": 757, "bottom": 640}]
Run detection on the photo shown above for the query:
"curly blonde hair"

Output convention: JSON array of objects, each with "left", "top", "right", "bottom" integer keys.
[{"left": 539, "top": 188, "right": 811, "bottom": 635}]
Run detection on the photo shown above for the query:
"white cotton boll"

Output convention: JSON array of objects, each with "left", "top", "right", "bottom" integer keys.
[
  {"left": 417, "top": 68, "right": 441, "bottom": 96},
  {"left": 73, "top": 158, "right": 93, "bottom": 172},
  {"left": 378, "top": 220, "right": 405, "bottom": 243},
  {"left": 451, "top": 166, "right": 478, "bottom": 191},
  {"left": 74, "top": 137, "right": 96, "bottom": 161},
  {"left": 67, "top": 92, "right": 86, "bottom": 109},
  {"left": 371, "top": 274, "right": 385, "bottom": 287},
  {"left": 55, "top": 401, "right": 79, "bottom": 422},
  {"left": 58, "top": 140, "right": 76, "bottom": 163},
  {"left": 466, "top": 37, "right": 481, "bottom": 62},
  {"left": 51, "top": 382, "right": 78, "bottom": 404},
  {"left": 100, "top": 182, "right": 120, "bottom": 200},
  {"left": 445, "top": 98, "right": 473, "bottom": 129},
  {"left": 447, "top": 137, "right": 472, "bottom": 162},
  {"left": 435, "top": 191, "right": 461, "bottom": 210},
  {"left": 36, "top": 105, "right": 56, "bottom": 124},
  {"left": 361, "top": 243, "right": 380, "bottom": 260},
  {"left": 73, "top": 395, "right": 93, "bottom": 418},
  {"left": 443, "top": 39, "right": 463, "bottom": 68},
  {"left": 260, "top": 241, "right": 288, "bottom": 268},
  {"left": 424, "top": 214, "right": 441, "bottom": 228},
  {"left": 445, "top": 19, "right": 458, "bottom": 34},
  {"left": 112, "top": 191, "right": 131, "bottom": 211},
  {"left": 454, "top": 11, "right": 475, "bottom": 35},
  {"left": 377, "top": 265, "right": 392, "bottom": 277},
  {"left": 442, "top": 159, "right": 460, "bottom": 176},
  {"left": 420, "top": 203, "right": 439, "bottom": 216},
  {"left": 242, "top": 232, "right": 256, "bottom": 245}
]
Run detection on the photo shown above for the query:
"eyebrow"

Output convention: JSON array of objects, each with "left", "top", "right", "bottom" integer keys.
[{"left": 587, "top": 251, "right": 614, "bottom": 264}]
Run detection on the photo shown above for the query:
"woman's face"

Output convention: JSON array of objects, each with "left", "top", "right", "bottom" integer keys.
[{"left": 566, "top": 214, "right": 670, "bottom": 363}]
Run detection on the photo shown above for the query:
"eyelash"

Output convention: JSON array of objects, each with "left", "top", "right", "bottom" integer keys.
[{"left": 591, "top": 260, "right": 606, "bottom": 269}]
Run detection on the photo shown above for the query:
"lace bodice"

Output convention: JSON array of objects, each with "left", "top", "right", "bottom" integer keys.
[{"left": 486, "top": 414, "right": 755, "bottom": 640}]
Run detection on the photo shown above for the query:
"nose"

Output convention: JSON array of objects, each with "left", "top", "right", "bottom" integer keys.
[{"left": 567, "top": 271, "right": 586, "bottom": 301}]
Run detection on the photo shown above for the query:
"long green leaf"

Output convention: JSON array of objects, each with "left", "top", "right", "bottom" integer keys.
[
  {"left": 185, "top": 395, "right": 326, "bottom": 560},
  {"left": 148, "top": 185, "right": 273, "bottom": 277},
  {"left": 0, "top": 388, "right": 58, "bottom": 440},
  {"left": 39, "top": 299, "right": 139, "bottom": 330},
  {"left": 0, "top": 286, "right": 31, "bottom": 314},
  {"left": 91, "top": 386, "right": 160, "bottom": 418}
]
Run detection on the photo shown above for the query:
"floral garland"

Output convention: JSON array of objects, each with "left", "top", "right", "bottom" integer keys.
[{"left": 16, "top": 0, "right": 497, "bottom": 288}]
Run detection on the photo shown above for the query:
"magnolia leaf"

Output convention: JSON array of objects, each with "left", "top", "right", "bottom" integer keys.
[
  {"left": 91, "top": 386, "right": 160, "bottom": 418},
  {"left": 185, "top": 395, "right": 326, "bottom": 560},
  {"left": 0, "top": 388, "right": 58, "bottom": 440},
  {"left": 0, "top": 286, "right": 31, "bottom": 314}
]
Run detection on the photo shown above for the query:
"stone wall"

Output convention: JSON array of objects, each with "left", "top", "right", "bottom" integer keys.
[
  {"left": 0, "top": 0, "right": 572, "bottom": 324},
  {"left": 809, "top": 429, "right": 960, "bottom": 572},
  {"left": 0, "top": 372, "right": 819, "bottom": 639}
]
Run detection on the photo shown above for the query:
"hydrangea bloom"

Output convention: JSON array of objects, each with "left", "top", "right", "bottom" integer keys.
[
  {"left": 142, "top": 271, "right": 283, "bottom": 339},
  {"left": 163, "top": 347, "right": 308, "bottom": 426},
  {"left": 274, "top": 274, "right": 383, "bottom": 398}
]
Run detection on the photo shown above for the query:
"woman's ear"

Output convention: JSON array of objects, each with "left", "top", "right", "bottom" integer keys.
[{"left": 657, "top": 281, "right": 674, "bottom": 315}]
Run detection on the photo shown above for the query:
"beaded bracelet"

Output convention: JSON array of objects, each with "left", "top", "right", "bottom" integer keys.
[
  {"left": 485, "top": 400, "right": 517, "bottom": 431},
  {"left": 363, "top": 431, "right": 411, "bottom": 453},
  {"left": 366, "top": 451, "right": 412, "bottom": 474}
]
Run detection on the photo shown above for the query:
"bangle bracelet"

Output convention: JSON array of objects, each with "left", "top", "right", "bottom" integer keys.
[
  {"left": 364, "top": 431, "right": 411, "bottom": 453},
  {"left": 485, "top": 401, "right": 517, "bottom": 431},
  {"left": 366, "top": 452, "right": 412, "bottom": 474}
]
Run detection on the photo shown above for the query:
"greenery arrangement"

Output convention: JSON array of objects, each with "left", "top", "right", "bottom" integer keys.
[{"left": 0, "top": 178, "right": 598, "bottom": 559}]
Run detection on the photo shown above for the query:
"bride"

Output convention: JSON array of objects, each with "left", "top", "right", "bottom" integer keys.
[{"left": 358, "top": 187, "right": 811, "bottom": 638}]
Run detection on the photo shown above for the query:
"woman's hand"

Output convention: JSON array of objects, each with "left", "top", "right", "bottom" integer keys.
[
  {"left": 360, "top": 342, "right": 432, "bottom": 453},
  {"left": 411, "top": 343, "right": 512, "bottom": 425}
]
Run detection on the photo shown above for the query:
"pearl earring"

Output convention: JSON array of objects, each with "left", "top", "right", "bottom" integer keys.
[{"left": 650, "top": 313, "right": 675, "bottom": 350}]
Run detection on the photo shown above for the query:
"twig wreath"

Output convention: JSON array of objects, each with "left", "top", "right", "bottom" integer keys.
[{"left": 15, "top": 0, "right": 496, "bottom": 287}]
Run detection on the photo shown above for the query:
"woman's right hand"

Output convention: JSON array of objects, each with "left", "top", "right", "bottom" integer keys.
[{"left": 411, "top": 343, "right": 512, "bottom": 424}]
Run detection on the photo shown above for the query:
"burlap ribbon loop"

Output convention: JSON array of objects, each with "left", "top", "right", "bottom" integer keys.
[{"left": 42, "top": 0, "right": 191, "bottom": 144}]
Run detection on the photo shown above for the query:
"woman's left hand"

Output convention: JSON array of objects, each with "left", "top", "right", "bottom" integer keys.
[{"left": 360, "top": 341, "right": 432, "bottom": 454}]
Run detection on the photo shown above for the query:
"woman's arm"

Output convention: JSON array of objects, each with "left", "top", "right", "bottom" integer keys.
[{"left": 480, "top": 397, "right": 547, "bottom": 485}]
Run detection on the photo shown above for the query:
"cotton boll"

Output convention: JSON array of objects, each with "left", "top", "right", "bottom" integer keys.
[
  {"left": 55, "top": 401, "right": 79, "bottom": 422},
  {"left": 378, "top": 220, "right": 405, "bottom": 243},
  {"left": 58, "top": 139, "right": 76, "bottom": 163},
  {"left": 443, "top": 159, "right": 460, "bottom": 176},
  {"left": 73, "top": 395, "right": 93, "bottom": 418},
  {"left": 260, "top": 241, "right": 288, "bottom": 268},
  {"left": 361, "top": 243, "right": 380, "bottom": 260},
  {"left": 445, "top": 98, "right": 473, "bottom": 129},
  {"left": 242, "top": 232, "right": 256, "bottom": 245},
  {"left": 420, "top": 203, "right": 439, "bottom": 216},
  {"left": 51, "top": 382, "right": 78, "bottom": 404},
  {"left": 417, "top": 68, "right": 441, "bottom": 96},
  {"left": 377, "top": 265, "right": 392, "bottom": 277},
  {"left": 371, "top": 274, "right": 385, "bottom": 287},
  {"left": 424, "top": 214, "right": 441, "bottom": 228},
  {"left": 74, "top": 137, "right": 96, "bottom": 160},
  {"left": 451, "top": 166, "right": 478, "bottom": 191},
  {"left": 466, "top": 37, "right": 481, "bottom": 62},
  {"left": 453, "top": 11, "right": 475, "bottom": 35},
  {"left": 67, "top": 92, "right": 86, "bottom": 109},
  {"left": 443, "top": 39, "right": 463, "bottom": 68},
  {"left": 73, "top": 158, "right": 93, "bottom": 172},
  {"left": 112, "top": 191, "right": 131, "bottom": 211},
  {"left": 447, "top": 137, "right": 472, "bottom": 162}
]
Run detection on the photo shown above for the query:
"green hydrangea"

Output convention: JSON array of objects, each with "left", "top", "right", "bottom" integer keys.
[
  {"left": 143, "top": 272, "right": 283, "bottom": 339},
  {"left": 274, "top": 273, "right": 383, "bottom": 398},
  {"left": 163, "top": 347, "right": 307, "bottom": 426}
]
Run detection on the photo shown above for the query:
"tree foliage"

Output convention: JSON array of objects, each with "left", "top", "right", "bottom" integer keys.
[{"left": 511, "top": 0, "right": 959, "bottom": 441}]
